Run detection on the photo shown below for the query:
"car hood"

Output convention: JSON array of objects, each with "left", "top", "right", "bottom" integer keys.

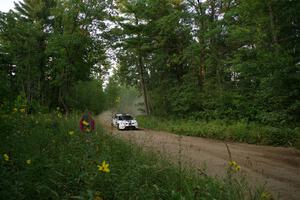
[{"left": 120, "top": 120, "right": 137, "bottom": 123}]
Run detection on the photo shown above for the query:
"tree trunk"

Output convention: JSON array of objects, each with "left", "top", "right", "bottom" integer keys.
[
  {"left": 138, "top": 52, "right": 150, "bottom": 115},
  {"left": 267, "top": 0, "right": 278, "bottom": 46},
  {"left": 38, "top": 36, "right": 46, "bottom": 105},
  {"left": 199, "top": 33, "right": 206, "bottom": 85},
  {"left": 26, "top": 64, "right": 32, "bottom": 106},
  {"left": 135, "top": 16, "right": 150, "bottom": 115},
  {"left": 193, "top": 0, "right": 206, "bottom": 86}
]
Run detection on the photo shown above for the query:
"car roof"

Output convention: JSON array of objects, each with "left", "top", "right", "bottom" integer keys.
[{"left": 115, "top": 113, "right": 133, "bottom": 116}]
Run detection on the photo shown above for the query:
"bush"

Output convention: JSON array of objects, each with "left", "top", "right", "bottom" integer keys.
[
  {"left": 66, "top": 80, "right": 106, "bottom": 114},
  {"left": 0, "top": 113, "right": 266, "bottom": 199},
  {"left": 137, "top": 116, "right": 300, "bottom": 148}
]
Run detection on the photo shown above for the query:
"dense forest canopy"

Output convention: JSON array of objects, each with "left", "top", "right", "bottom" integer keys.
[
  {"left": 0, "top": 0, "right": 111, "bottom": 113},
  {"left": 0, "top": 0, "right": 299, "bottom": 125}
]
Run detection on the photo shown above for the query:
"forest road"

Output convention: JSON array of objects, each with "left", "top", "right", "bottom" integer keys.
[{"left": 97, "top": 111, "right": 300, "bottom": 200}]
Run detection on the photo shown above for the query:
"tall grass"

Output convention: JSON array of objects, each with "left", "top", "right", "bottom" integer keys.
[
  {"left": 137, "top": 116, "right": 300, "bottom": 148},
  {"left": 1, "top": 112, "right": 266, "bottom": 199}
]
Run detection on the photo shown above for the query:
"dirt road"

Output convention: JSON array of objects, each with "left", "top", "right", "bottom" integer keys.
[{"left": 98, "top": 112, "right": 300, "bottom": 200}]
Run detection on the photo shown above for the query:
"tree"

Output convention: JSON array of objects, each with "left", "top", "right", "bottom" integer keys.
[
  {"left": 0, "top": 0, "right": 110, "bottom": 113},
  {"left": 113, "top": 0, "right": 152, "bottom": 115}
]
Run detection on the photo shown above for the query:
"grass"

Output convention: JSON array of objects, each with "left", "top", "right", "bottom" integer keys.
[
  {"left": 0, "top": 111, "right": 267, "bottom": 199},
  {"left": 137, "top": 116, "right": 300, "bottom": 148}
]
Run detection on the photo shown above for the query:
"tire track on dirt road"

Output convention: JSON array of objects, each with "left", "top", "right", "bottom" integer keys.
[{"left": 97, "top": 112, "right": 300, "bottom": 200}]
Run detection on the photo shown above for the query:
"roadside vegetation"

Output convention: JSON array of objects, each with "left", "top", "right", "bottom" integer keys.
[
  {"left": 0, "top": 0, "right": 298, "bottom": 199},
  {"left": 0, "top": 110, "right": 270, "bottom": 199},
  {"left": 137, "top": 116, "right": 300, "bottom": 148},
  {"left": 1, "top": 0, "right": 299, "bottom": 148}
]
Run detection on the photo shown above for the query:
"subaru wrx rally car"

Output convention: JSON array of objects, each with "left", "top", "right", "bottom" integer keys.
[{"left": 112, "top": 113, "right": 138, "bottom": 130}]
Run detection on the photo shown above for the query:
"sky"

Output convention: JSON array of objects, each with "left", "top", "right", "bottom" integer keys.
[{"left": 0, "top": 0, "right": 20, "bottom": 12}]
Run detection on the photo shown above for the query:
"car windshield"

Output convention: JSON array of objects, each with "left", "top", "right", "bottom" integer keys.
[{"left": 120, "top": 115, "right": 133, "bottom": 120}]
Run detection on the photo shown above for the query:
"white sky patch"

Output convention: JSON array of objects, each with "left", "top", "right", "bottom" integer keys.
[{"left": 0, "top": 0, "right": 20, "bottom": 12}]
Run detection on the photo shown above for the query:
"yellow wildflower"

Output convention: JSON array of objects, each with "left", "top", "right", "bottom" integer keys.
[
  {"left": 82, "top": 120, "right": 89, "bottom": 126},
  {"left": 69, "top": 131, "right": 74, "bottom": 135},
  {"left": 3, "top": 154, "right": 9, "bottom": 161},
  {"left": 115, "top": 96, "right": 120, "bottom": 104},
  {"left": 19, "top": 108, "right": 25, "bottom": 113},
  {"left": 26, "top": 159, "right": 31, "bottom": 165},
  {"left": 228, "top": 160, "right": 241, "bottom": 172},
  {"left": 13, "top": 108, "right": 18, "bottom": 113},
  {"left": 229, "top": 161, "right": 237, "bottom": 167},
  {"left": 172, "top": 0, "right": 182, "bottom": 6},
  {"left": 261, "top": 191, "right": 272, "bottom": 200},
  {"left": 94, "top": 191, "right": 103, "bottom": 200},
  {"left": 97, "top": 160, "right": 110, "bottom": 173},
  {"left": 94, "top": 196, "right": 103, "bottom": 200}
]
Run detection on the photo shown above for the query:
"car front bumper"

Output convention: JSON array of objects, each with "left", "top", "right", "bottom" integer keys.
[{"left": 118, "top": 124, "right": 138, "bottom": 130}]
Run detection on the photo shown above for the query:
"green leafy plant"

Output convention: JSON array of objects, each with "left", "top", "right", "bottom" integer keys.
[{"left": 0, "top": 112, "right": 266, "bottom": 199}]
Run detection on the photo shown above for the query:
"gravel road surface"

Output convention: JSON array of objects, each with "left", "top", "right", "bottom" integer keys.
[{"left": 98, "top": 112, "right": 300, "bottom": 200}]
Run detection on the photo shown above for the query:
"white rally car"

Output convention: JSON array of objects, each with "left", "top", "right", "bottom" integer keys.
[{"left": 112, "top": 113, "right": 138, "bottom": 130}]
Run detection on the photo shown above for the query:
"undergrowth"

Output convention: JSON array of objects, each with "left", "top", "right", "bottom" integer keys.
[
  {"left": 137, "top": 116, "right": 300, "bottom": 148},
  {"left": 0, "top": 112, "right": 268, "bottom": 199}
]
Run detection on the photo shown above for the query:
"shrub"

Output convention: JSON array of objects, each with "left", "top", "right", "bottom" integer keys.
[
  {"left": 137, "top": 116, "right": 300, "bottom": 148},
  {"left": 0, "top": 113, "right": 266, "bottom": 199}
]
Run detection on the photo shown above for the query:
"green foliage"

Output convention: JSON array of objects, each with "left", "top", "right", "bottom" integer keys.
[
  {"left": 0, "top": 113, "right": 266, "bottom": 199},
  {"left": 104, "top": 75, "right": 121, "bottom": 110},
  {"left": 13, "top": 93, "right": 28, "bottom": 110},
  {"left": 66, "top": 80, "right": 106, "bottom": 114},
  {"left": 113, "top": 0, "right": 300, "bottom": 127},
  {"left": 137, "top": 116, "right": 300, "bottom": 148},
  {"left": 0, "top": 0, "right": 299, "bottom": 149},
  {"left": 0, "top": 0, "right": 109, "bottom": 112},
  {"left": 117, "top": 86, "right": 144, "bottom": 115},
  {"left": 1, "top": 0, "right": 299, "bottom": 125}
]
